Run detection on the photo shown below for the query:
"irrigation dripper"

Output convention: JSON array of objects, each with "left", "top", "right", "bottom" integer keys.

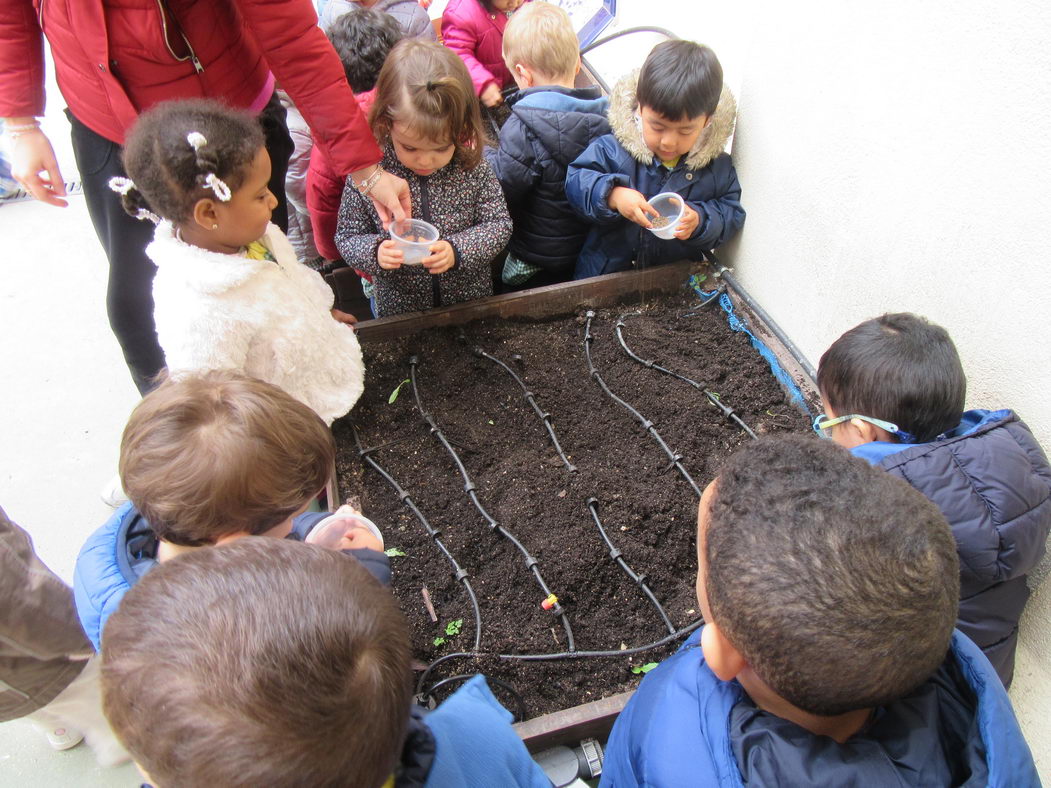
[
  {"left": 615, "top": 312, "right": 757, "bottom": 440},
  {"left": 471, "top": 344, "right": 576, "bottom": 472},
  {"left": 583, "top": 311, "right": 703, "bottom": 497},
  {"left": 352, "top": 423, "right": 483, "bottom": 652},
  {"left": 409, "top": 356, "right": 577, "bottom": 653}
]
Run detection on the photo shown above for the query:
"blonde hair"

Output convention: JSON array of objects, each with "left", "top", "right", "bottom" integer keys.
[
  {"left": 502, "top": 2, "right": 579, "bottom": 83},
  {"left": 369, "top": 39, "right": 487, "bottom": 170}
]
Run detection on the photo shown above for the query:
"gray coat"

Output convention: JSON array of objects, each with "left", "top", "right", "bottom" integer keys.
[{"left": 319, "top": 0, "right": 437, "bottom": 41}]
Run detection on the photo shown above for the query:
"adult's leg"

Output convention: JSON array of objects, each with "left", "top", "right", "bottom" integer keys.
[
  {"left": 68, "top": 113, "right": 165, "bottom": 395},
  {"left": 258, "top": 93, "right": 295, "bottom": 234}
]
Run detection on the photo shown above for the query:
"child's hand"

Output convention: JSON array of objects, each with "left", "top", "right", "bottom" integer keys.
[
  {"left": 331, "top": 308, "right": 359, "bottom": 326},
  {"left": 481, "top": 83, "right": 504, "bottom": 108},
  {"left": 378, "top": 239, "right": 404, "bottom": 270},
  {"left": 422, "top": 240, "right": 455, "bottom": 275},
  {"left": 675, "top": 204, "right": 700, "bottom": 240},
  {"left": 609, "top": 186, "right": 660, "bottom": 228}
]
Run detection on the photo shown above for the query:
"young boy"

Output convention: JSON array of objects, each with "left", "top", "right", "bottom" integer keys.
[
  {"left": 101, "top": 538, "right": 551, "bottom": 787},
  {"left": 816, "top": 313, "right": 1051, "bottom": 688},
  {"left": 74, "top": 371, "right": 390, "bottom": 650},
  {"left": 566, "top": 40, "right": 745, "bottom": 279},
  {"left": 601, "top": 435, "right": 1039, "bottom": 786},
  {"left": 485, "top": 1, "right": 611, "bottom": 289}
]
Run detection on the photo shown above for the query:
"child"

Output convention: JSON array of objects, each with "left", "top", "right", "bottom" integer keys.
[
  {"left": 101, "top": 538, "right": 552, "bottom": 787},
  {"left": 487, "top": 1, "right": 611, "bottom": 289},
  {"left": 566, "top": 40, "right": 746, "bottom": 279},
  {"left": 112, "top": 99, "right": 364, "bottom": 425},
  {"left": 442, "top": 0, "right": 529, "bottom": 108},
  {"left": 74, "top": 371, "right": 390, "bottom": 650},
  {"left": 335, "top": 39, "right": 512, "bottom": 317},
  {"left": 319, "top": 0, "right": 436, "bottom": 42},
  {"left": 602, "top": 435, "right": 1039, "bottom": 786},
  {"left": 816, "top": 312, "right": 1051, "bottom": 688}
]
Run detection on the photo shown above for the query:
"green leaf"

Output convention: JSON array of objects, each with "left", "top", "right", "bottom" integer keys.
[
  {"left": 433, "top": 637, "right": 446, "bottom": 647},
  {"left": 445, "top": 619, "right": 464, "bottom": 636},
  {"left": 388, "top": 379, "right": 410, "bottom": 405},
  {"left": 384, "top": 547, "right": 406, "bottom": 557},
  {"left": 631, "top": 662, "right": 659, "bottom": 675}
]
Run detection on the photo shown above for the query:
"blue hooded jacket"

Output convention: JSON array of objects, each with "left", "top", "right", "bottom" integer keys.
[
  {"left": 852, "top": 409, "right": 1051, "bottom": 687},
  {"left": 600, "top": 629, "right": 1039, "bottom": 787},
  {"left": 565, "top": 70, "right": 745, "bottom": 279},
  {"left": 74, "top": 503, "right": 391, "bottom": 650}
]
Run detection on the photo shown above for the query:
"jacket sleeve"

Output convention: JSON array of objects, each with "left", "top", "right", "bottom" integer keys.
[
  {"left": 306, "top": 150, "right": 346, "bottom": 262},
  {"left": 566, "top": 136, "right": 631, "bottom": 224},
  {"left": 0, "top": 508, "right": 92, "bottom": 660},
  {"left": 441, "top": 12, "right": 497, "bottom": 96},
  {"left": 487, "top": 117, "right": 541, "bottom": 206},
  {"left": 445, "top": 161, "right": 513, "bottom": 270},
  {"left": 334, "top": 180, "right": 386, "bottom": 278},
  {"left": 686, "top": 154, "right": 746, "bottom": 250},
  {"left": 0, "top": 0, "right": 46, "bottom": 117},
  {"left": 343, "top": 548, "right": 392, "bottom": 587},
  {"left": 236, "top": 0, "right": 380, "bottom": 176}
]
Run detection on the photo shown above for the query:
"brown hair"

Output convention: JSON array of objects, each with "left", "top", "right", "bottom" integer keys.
[
  {"left": 102, "top": 538, "right": 412, "bottom": 787},
  {"left": 704, "top": 435, "right": 959, "bottom": 716},
  {"left": 502, "top": 2, "right": 579, "bottom": 83},
  {"left": 119, "top": 371, "right": 334, "bottom": 546},
  {"left": 369, "top": 39, "right": 487, "bottom": 169}
]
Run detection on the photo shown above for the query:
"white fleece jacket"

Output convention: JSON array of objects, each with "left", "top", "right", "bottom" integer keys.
[{"left": 148, "top": 222, "right": 364, "bottom": 424}]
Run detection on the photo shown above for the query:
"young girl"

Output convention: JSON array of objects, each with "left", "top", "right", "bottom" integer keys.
[
  {"left": 111, "top": 99, "right": 364, "bottom": 425},
  {"left": 335, "top": 40, "right": 512, "bottom": 317},
  {"left": 442, "top": 0, "right": 530, "bottom": 107}
]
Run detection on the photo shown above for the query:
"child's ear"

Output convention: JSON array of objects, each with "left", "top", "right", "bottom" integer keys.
[
  {"left": 513, "top": 63, "right": 534, "bottom": 89},
  {"left": 701, "top": 621, "right": 747, "bottom": 681},
  {"left": 192, "top": 198, "right": 220, "bottom": 232},
  {"left": 574, "top": 56, "right": 581, "bottom": 77},
  {"left": 850, "top": 417, "right": 890, "bottom": 444}
]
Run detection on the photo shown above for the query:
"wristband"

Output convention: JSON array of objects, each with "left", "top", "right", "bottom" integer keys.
[
  {"left": 3, "top": 120, "right": 40, "bottom": 139},
  {"left": 354, "top": 165, "right": 383, "bottom": 197}
]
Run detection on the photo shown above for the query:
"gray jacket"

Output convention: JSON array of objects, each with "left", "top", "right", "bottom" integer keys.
[{"left": 319, "top": 0, "right": 437, "bottom": 41}]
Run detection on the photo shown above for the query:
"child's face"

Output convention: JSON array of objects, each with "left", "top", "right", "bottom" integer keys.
[
  {"left": 638, "top": 106, "right": 709, "bottom": 161},
  {"left": 491, "top": 0, "right": 525, "bottom": 11},
  {"left": 391, "top": 122, "right": 456, "bottom": 178},
  {"left": 210, "top": 147, "right": 278, "bottom": 248}
]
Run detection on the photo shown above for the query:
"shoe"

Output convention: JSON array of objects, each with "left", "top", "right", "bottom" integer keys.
[
  {"left": 44, "top": 726, "right": 84, "bottom": 751},
  {"left": 100, "top": 473, "right": 128, "bottom": 508}
]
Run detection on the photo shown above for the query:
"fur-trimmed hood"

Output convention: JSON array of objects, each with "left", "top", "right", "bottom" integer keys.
[{"left": 608, "top": 69, "right": 737, "bottom": 170}]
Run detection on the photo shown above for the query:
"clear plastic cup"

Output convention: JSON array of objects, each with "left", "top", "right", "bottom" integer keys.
[
  {"left": 646, "top": 193, "right": 685, "bottom": 240},
  {"left": 390, "top": 218, "right": 440, "bottom": 265},
  {"left": 307, "top": 505, "right": 385, "bottom": 550}
]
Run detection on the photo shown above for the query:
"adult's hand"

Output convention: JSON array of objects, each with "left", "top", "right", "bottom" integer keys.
[
  {"left": 7, "top": 126, "right": 67, "bottom": 207},
  {"left": 354, "top": 168, "right": 411, "bottom": 228}
]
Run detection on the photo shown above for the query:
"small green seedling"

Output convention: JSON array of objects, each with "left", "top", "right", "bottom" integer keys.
[
  {"left": 631, "top": 662, "right": 658, "bottom": 675},
  {"left": 433, "top": 637, "right": 446, "bottom": 647},
  {"left": 388, "top": 379, "right": 410, "bottom": 404},
  {"left": 445, "top": 619, "right": 463, "bottom": 637},
  {"left": 384, "top": 547, "right": 406, "bottom": 557}
]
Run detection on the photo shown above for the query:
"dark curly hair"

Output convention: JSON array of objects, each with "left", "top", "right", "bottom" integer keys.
[
  {"left": 327, "top": 7, "right": 404, "bottom": 94},
  {"left": 704, "top": 435, "right": 959, "bottom": 716},
  {"left": 118, "top": 99, "right": 265, "bottom": 224}
]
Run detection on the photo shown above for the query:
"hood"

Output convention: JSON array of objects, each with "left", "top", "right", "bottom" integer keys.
[
  {"left": 851, "top": 409, "right": 1011, "bottom": 466},
  {"left": 148, "top": 222, "right": 278, "bottom": 296},
  {"left": 608, "top": 68, "right": 736, "bottom": 169},
  {"left": 512, "top": 87, "right": 610, "bottom": 166}
]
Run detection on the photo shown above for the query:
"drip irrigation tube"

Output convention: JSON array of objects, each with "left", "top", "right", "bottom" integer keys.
[
  {"left": 615, "top": 313, "right": 757, "bottom": 440},
  {"left": 472, "top": 345, "right": 577, "bottom": 472},
  {"left": 423, "top": 675, "right": 528, "bottom": 723},
  {"left": 583, "top": 312, "right": 703, "bottom": 498},
  {"left": 499, "top": 618, "right": 703, "bottom": 661},
  {"left": 352, "top": 426, "right": 483, "bottom": 652},
  {"left": 586, "top": 498, "right": 676, "bottom": 635},
  {"left": 409, "top": 355, "right": 577, "bottom": 653}
]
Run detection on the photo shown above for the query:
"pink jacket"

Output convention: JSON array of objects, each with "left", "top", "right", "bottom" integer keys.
[{"left": 441, "top": 0, "right": 531, "bottom": 97}]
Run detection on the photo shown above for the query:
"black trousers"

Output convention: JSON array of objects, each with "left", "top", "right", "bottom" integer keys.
[{"left": 68, "top": 96, "right": 294, "bottom": 394}]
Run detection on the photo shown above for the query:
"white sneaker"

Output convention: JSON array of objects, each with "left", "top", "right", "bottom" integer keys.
[
  {"left": 100, "top": 473, "right": 128, "bottom": 508},
  {"left": 44, "top": 726, "right": 84, "bottom": 751}
]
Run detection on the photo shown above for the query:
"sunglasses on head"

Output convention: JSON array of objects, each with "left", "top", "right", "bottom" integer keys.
[{"left": 812, "top": 413, "right": 916, "bottom": 443}]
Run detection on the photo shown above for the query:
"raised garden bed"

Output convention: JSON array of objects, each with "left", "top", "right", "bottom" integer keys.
[{"left": 332, "top": 262, "right": 814, "bottom": 738}]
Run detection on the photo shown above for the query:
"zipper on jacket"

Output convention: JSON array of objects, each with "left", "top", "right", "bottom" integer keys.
[
  {"left": 155, "top": 0, "right": 205, "bottom": 73},
  {"left": 420, "top": 178, "right": 441, "bottom": 308}
]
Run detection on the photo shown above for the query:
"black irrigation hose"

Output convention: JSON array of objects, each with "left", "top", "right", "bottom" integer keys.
[
  {"left": 353, "top": 425, "right": 483, "bottom": 653},
  {"left": 471, "top": 346, "right": 577, "bottom": 473},
  {"left": 615, "top": 313, "right": 758, "bottom": 440},
  {"left": 423, "top": 674, "right": 528, "bottom": 723},
  {"left": 499, "top": 618, "right": 704, "bottom": 661},
  {"left": 409, "top": 356, "right": 577, "bottom": 653},
  {"left": 585, "top": 498, "right": 676, "bottom": 635},
  {"left": 583, "top": 311, "right": 703, "bottom": 498},
  {"left": 415, "top": 652, "right": 475, "bottom": 697}
]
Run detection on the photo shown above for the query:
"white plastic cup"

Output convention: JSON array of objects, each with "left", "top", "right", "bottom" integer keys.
[
  {"left": 390, "top": 218, "right": 440, "bottom": 265},
  {"left": 646, "top": 193, "right": 685, "bottom": 240},
  {"left": 307, "top": 506, "right": 385, "bottom": 550}
]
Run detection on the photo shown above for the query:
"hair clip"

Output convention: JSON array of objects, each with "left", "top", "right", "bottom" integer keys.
[
  {"left": 203, "top": 172, "right": 232, "bottom": 202},
  {"left": 186, "top": 131, "right": 208, "bottom": 151},
  {"left": 108, "top": 176, "right": 136, "bottom": 196},
  {"left": 135, "top": 208, "right": 161, "bottom": 224}
]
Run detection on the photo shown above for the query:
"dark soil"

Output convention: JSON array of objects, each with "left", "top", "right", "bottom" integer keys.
[{"left": 333, "top": 288, "right": 810, "bottom": 719}]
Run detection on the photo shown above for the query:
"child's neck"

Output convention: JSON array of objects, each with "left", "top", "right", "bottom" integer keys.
[
  {"left": 738, "top": 668, "right": 872, "bottom": 743},
  {"left": 156, "top": 539, "right": 202, "bottom": 564},
  {"left": 176, "top": 223, "right": 245, "bottom": 256}
]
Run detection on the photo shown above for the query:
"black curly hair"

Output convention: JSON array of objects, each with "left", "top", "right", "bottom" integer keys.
[
  {"left": 327, "top": 7, "right": 405, "bottom": 94},
  {"left": 118, "top": 99, "right": 265, "bottom": 224}
]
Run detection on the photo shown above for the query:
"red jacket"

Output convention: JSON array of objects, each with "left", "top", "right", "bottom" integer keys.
[
  {"left": 0, "top": 0, "right": 380, "bottom": 177},
  {"left": 441, "top": 0, "right": 530, "bottom": 97}
]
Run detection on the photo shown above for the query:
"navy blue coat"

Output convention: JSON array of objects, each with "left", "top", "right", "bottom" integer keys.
[
  {"left": 486, "top": 86, "right": 610, "bottom": 277},
  {"left": 853, "top": 409, "right": 1051, "bottom": 687},
  {"left": 565, "top": 71, "right": 745, "bottom": 279}
]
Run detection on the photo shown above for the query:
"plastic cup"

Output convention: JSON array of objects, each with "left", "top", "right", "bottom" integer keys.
[
  {"left": 646, "top": 193, "right": 685, "bottom": 240},
  {"left": 390, "top": 218, "right": 440, "bottom": 265}
]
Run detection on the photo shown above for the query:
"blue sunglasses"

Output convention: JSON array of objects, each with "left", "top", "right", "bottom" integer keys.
[{"left": 812, "top": 413, "right": 916, "bottom": 443}]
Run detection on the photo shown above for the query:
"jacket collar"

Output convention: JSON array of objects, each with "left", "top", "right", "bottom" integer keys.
[
  {"left": 508, "top": 85, "right": 606, "bottom": 112},
  {"left": 608, "top": 68, "right": 736, "bottom": 170},
  {"left": 851, "top": 409, "right": 1011, "bottom": 465},
  {"left": 148, "top": 221, "right": 279, "bottom": 295}
]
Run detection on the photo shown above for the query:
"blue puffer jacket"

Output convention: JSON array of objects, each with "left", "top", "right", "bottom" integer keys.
[
  {"left": 565, "top": 70, "right": 745, "bottom": 279},
  {"left": 853, "top": 409, "right": 1051, "bottom": 687},
  {"left": 600, "top": 629, "right": 1039, "bottom": 787},
  {"left": 486, "top": 86, "right": 610, "bottom": 276},
  {"left": 74, "top": 503, "right": 391, "bottom": 650}
]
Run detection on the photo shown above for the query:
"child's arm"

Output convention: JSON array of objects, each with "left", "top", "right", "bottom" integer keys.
[
  {"left": 566, "top": 136, "right": 634, "bottom": 224},
  {"left": 441, "top": 12, "right": 500, "bottom": 102},
  {"left": 440, "top": 161, "right": 513, "bottom": 272},
  {"left": 334, "top": 179, "right": 388, "bottom": 278},
  {"left": 677, "top": 155, "right": 745, "bottom": 250}
]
